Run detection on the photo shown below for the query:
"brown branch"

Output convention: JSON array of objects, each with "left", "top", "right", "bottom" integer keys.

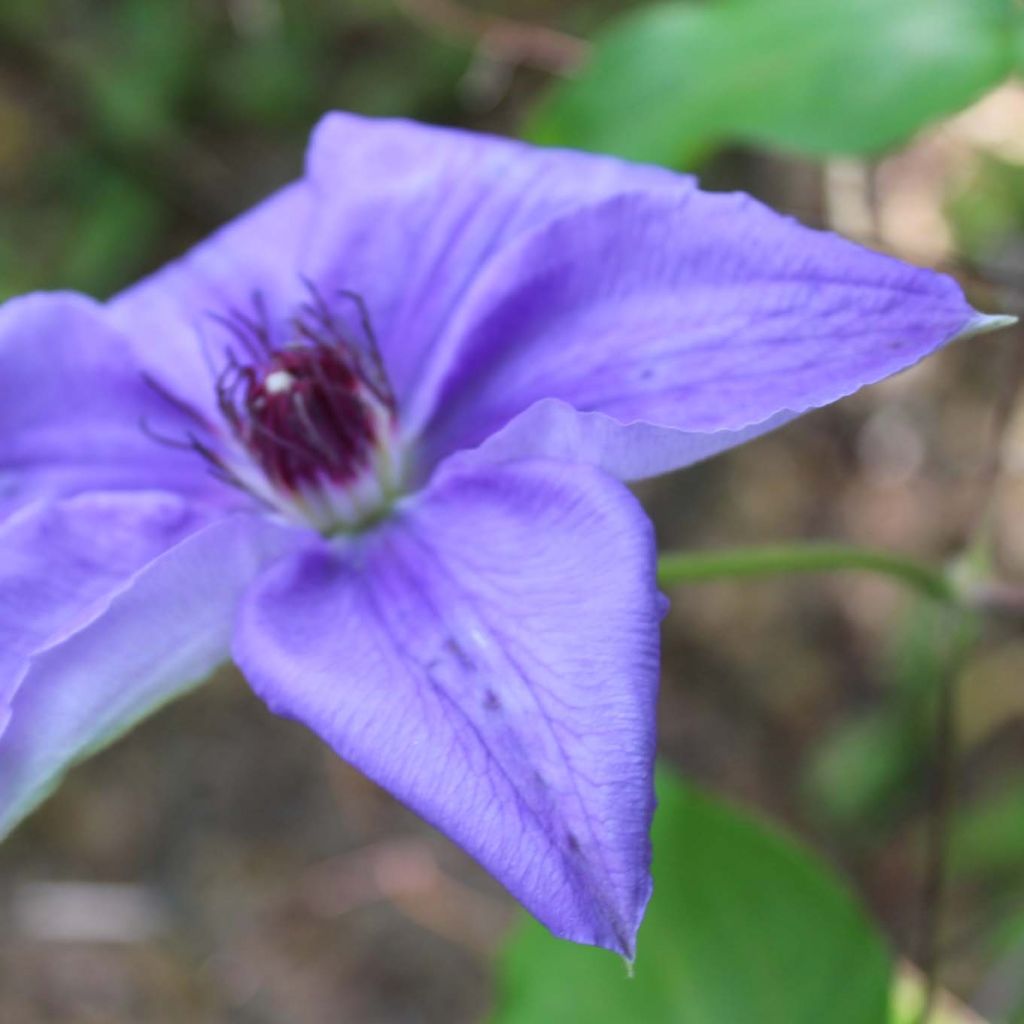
[
  {"left": 966, "top": 580, "right": 1024, "bottom": 618},
  {"left": 916, "top": 611, "right": 977, "bottom": 1024},
  {"left": 917, "top": 676, "right": 957, "bottom": 1023},
  {"left": 397, "top": 0, "right": 589, "bottom": 77}
]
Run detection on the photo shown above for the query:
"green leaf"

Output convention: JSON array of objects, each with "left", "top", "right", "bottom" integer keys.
[
  {"left": 78, "top": 0, "right": 201, "bottom": 141},
  {"left": 804, "top": 602, "right": 976, "bottom": 830},
  {"left": 951, "top": 774, "right": 1024, "bottom": 878},
  {"left": 804, "top": 709, "right": 925, "bottom": 830},
  {"left": 491, "top": 771, "right": 891, "bottom": 1024},
  {"left": 948, "top": 156, "right": 1024, "bottom": 259},
  {"left": 1014, "top": 8, "right": 1024, "bottom": 73},
  {"left": 529, "top": 0, "right": 1016, "bottom": 168},
  {"left": 59, "top": 166, "right": 166, "bottom": 296},
  {"left": 209, "top": 34, "right": 318, "bottom": 126}
]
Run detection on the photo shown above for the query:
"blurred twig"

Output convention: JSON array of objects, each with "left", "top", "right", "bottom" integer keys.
[
  {"left": 397, "top": 0, "right": 588, "bottom": 76},
  {"left": 918, "top": 673, "right": 958, "bottom": 1023},
  {"left": 916, "top": 612, "right": 978, "bottom": 1024},
  {"left": 969, "top": 323, "right": 1024, "bottom": 539},
  {"left": 658, "top": 543, "right": 958, "bottom": 604},
  {"left": 965, "top": 580, "right": 1024, "bottom": 618}
]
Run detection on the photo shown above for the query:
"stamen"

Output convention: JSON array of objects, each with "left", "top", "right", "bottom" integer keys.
[
  {"left": 264, "top": 369, "right": 296, "bottom": 395},
  {"left": 141, "top": 285, "right": 401, "bottom": 534}
]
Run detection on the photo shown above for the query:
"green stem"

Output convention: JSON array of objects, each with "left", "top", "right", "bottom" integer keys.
[{"left": 657, "top": 543, "right": 958, "bottom": 605}]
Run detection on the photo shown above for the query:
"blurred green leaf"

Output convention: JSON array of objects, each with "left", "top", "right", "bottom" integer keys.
[
  {"left": 491, "top": 770, "right": 891, "bottom": 1024},
  {"left": 60, "top": 164, "right": 166, "bottom": 296},
  {"left": 209, "top": 33, "right": 318, "bottom": 126},
  {"left": 951, "top": 774, "right": 1024, "bottom": 879},
  {"left": 805, "top": 710, "right": 924, "bottom": 830},
  {"left": 529, "top": 0, "right": 1015, "bottom": 168},
  {"left": 805, "top": 602, "right": 976, "bottom": 830},
  {"left": 0, "top": 1, "right": 46, "bottom": 34},
  {"left": 948, "top": 156, "right": 1024, "bottom": 259},
  {"left": 76, "top": 0, "right": 201, "bottom": 142}
]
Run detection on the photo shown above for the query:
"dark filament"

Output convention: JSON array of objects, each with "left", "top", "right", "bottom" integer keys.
[
  {"left": 142, "top": 285, "right": 395, "bottom": 502},
  {"left": 214, "top": 285, "right": 395, "bottom": 494}
]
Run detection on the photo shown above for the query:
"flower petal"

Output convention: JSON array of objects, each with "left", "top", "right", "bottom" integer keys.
[
  {"left": 0, "top": 511, "right": 302, "bottom": 839},
  {"left": 234, "top": 458, "right": 661, "bottom": 956},
  {"left": 0, "top": 292, "right": 220, "bottom": 512},
  {"left": 442, "top": 399, "right": 801, "bottom": 485},
  {"left": 0, "top": 491, "right": 206, "bottom": 712},
  {"left": 107, "top": 181, "right": 313, "bottom": 404},
  {"left": 417, "top": 191, "right": 1005, "bottom": 479},
  {"left": 301, "top": 113, "right": 689, "bottom": 422}
]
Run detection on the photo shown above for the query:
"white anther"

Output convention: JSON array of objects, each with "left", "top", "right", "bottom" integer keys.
[{"left": 264, "top": 369, "right": 296, "bottom": 395}]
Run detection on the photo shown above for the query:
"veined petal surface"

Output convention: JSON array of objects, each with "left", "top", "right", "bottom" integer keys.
[
  {"left": 301, "top": 112, "right": 689, "bottom": 421},
  {"left": 108, "top": 181, "right": 314, "bottom": 405},
  {"left": 419, "top": 191, "right": 1000, "bottom": 479},
  {"left": 106, "top": 114, "right": 1005, "bottom": 486},
  {"left": 234, "top": 458, "right": 661, "bottom": 956},
  {"left": 0, "top": 491, "right": 206, "bottom": 711},
  {"left": 0, "top": 512, "right": 302, "bottom": 839},
  {"left": 107, "top": 113, "right": 679, "bottom": 417},
  {"left": 0, "top": 292, "right": 219, "bottom": 512}
]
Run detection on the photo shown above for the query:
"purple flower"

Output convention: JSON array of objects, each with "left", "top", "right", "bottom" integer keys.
[{"left": 0, "top": 113, "right": 1006, "bottom": 957}]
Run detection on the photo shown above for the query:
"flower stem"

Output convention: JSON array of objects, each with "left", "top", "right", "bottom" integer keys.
[{"left": 657, "top": 543, "right": 958, "bottom": 605}]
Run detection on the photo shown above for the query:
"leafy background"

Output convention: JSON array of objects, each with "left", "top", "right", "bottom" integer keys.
[{"left": 1, "top": 1, "right": 1023, "bottom": 1021}]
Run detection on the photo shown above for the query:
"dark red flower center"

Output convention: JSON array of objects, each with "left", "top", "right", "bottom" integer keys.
[
  {"left": 221, "top": 344, "right": 383, "bottom": 494},
  {"left": 202, "top": 288, "right": 400, "bottom": 531},
  {"left": 144, "top": 287, "right": 399, "bottom": 533}
]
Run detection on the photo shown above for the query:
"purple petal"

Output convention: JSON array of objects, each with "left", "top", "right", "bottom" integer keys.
[
  {"left": 234, "top": 458, "right": 661, "bottom": 955},
  {"left": 0, "top": 512, "right": 302, "bottom": 838},
  {"left": 417, "top": 191, "right": 1005, "bottom": 479},
  {"left": 108, "top": 181, "right": 313, "bottom": 406},
  {"left": 0, "top": 491, "right": 206, "bottom": 712},
  {"left": 443, "top": 399, "right": 801, "bottom": 484},
  {"left": 301, "top": 113, "right": 689, "bottom": 423},
  {"left": 0, "top": 292, "right": 220, "bottom": 512}
]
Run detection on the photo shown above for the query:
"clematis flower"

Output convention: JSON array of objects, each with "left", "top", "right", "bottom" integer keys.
[{"left": 0, "top": 113, "right": 1008, "bottom": 958}]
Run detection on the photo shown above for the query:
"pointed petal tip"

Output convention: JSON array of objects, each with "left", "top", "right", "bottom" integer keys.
[
  {"left": 960, "top": 312, "right": 1017, "bottom": 339},
  {"left": 235, "top": 459, "right": 659, "bottom": 966},
  {"left": 548, "top": 914, "right": 639, "bottom": 961}
]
